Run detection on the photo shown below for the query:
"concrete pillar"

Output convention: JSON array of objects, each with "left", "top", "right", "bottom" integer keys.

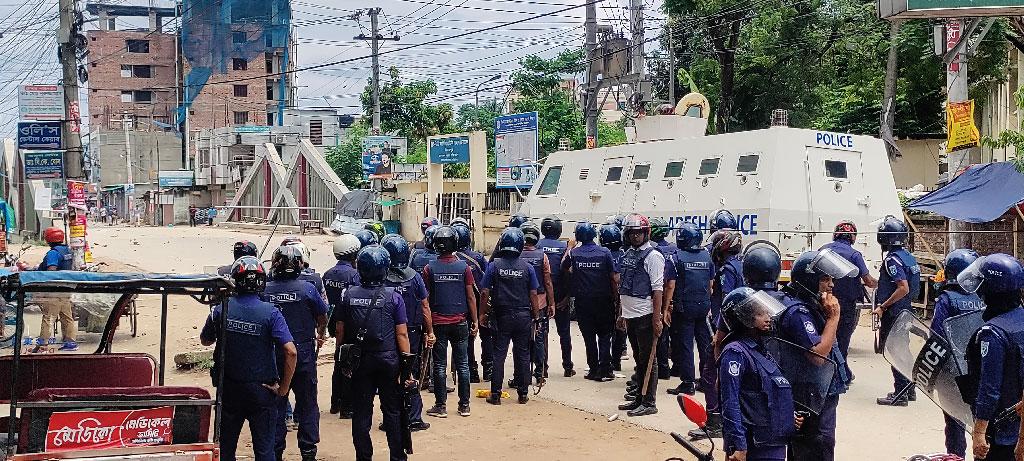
[
  {"left": 149, "top": 11, "right": 159, "bottom": 32},
  {"left": 425, "top": 131, "right": 488, "bottom": 251}
]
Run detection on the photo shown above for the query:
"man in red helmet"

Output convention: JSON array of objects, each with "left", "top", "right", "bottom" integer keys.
[{"left": 35, "top": 227, "right": 77, "bottom": 351}]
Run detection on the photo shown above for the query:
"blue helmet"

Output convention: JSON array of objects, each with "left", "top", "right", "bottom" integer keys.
[
  {"left": 789, "top": 249, "right": 859, "bottom": 299},
  {"left": 451, "top": 217, "right": 471, "bottom": 229},
  {"left": 575, "top": 221, "right": 597, "bottom": 243},
  {"left": 423, "top": 225, "right": 439, "bottom": 251},
  {"left": 452, "top": 223, "right": 472, "bottom": 250},
  {"left": 943, "top": 248, "right": 979, "bottom": 285},
  {"left": 508, "top": 213, "right": 528, "bottom": 228},
  {"left": 742, "top": 241, "right": 782, "bottom": 290},
  {"left": 675, "top": 222, "right": 703, "bottom": 250},
  {"left": 876, "top": 215, "right": 909, "bottom": 247},
  {"left": 541, "top": 216, "right": 562, "bottom": 239},
  {"left": 498, "top": 227, "right": 526, "bottom": 257},
  {"left": 421, "top": 217, "right": 439, "bottom": 234},
  {"left": 710, "top": 209, "right": 737, "bottom": 231},
  {"left": 381, "top": 234, "right": 411, "bottom": 270},
  {"left": 721, "top": 287, "right": 787, "bottom": 333},
  {"left": 432, "top": 226, "right": 459, "bottom": 255},
  {"left": 599, "top": 223, "right": 622, "bottom": 251},
  {"left": 356, "top": 245, "right": 391, "bottom": 287},
  {"left": 520, "top": 221, "right": 541, "bottom": 245},
  {"left": 354, "top": 229, "right": 378, "bottom": 248},
  {"left": 958, "top": 253, "right": 1024, "bottom": 295}
]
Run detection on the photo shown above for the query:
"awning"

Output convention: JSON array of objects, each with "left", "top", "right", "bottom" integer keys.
[
  {"left": 908, "top": 162, "right": 1024, "bottom": 223},
  {"left": 378, "top": 199, "right": 402, "bottom": 207}
]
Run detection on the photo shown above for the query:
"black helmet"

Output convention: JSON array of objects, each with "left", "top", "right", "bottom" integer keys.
[
  {"left": 574, "top": 221, "right": 597, "bottom": 243},
  {"left": 721, "top": 287, "right": 786, "bottom": 334},
  {"left": 432, "top": 226, "right": 459, "bottom": 255},
  {"left": 675, "top": 223, "right": 703, "bottom": 250},
  {"left": 357, "top": 245, "right": 391, "bottom": 287},
  {"left": 498, "top": 227, "right": 525, "bottom": 257},
  {"left": 520, "top": 221, "right": 541, "bottom": 245},
  {"left": 423, "top": 225, "right": 439, "bottom": 251},
  {"left": 508, "top": 213, "right": 528, "bottom": 228},
  {"left": 708, "top": 230, "right": 742, "bottom": 265},
  {"left": 381, "top": 234, "right": 411, "bottom": 270},
  {"left": 599, "top": 223, "right": 622, "bottom": 251},
  {"left": 540, "top": 216, "right": 562, "bottom": 239},
  {"left": 742, "top": 241, "right": 782, "bottom": 290},
  {"left": 453, "top": 224, "right": 472, "bottom": 250},
  {"left": 789, "top": 249, "right": 859, "bottom": 299},
  {"left": 421, "top": 217, "right": 439, "bottom": 234},
  {"left": 272, "top": 245, "right": 304, "bottom": 278},
  {"left": 354, "top": 229, "right": 378, "bottom": 248},
  {"left": 710, "top": 209, "right": 737, "bottom": 231},
  {"left": 876, "top": 215, "right": 909, "bottom": 247},
  {"left": 233, "top": 240, "right": 258, "bottom": 260},
  {"left": 231, "top": 256, "right": 267, "bottom": 293},
  {"left": 650, "top": 217, "right": 670, "bottom": 241}
]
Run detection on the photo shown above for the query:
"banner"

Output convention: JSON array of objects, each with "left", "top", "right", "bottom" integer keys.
[
  {"left": 158, "top": 170, "right": 194, "bottom": 187},
  {"left": 18, "top": 84, "right": 64, "bottom": 121},
  {"left": 362, "top": 136, "right": 400, "bottom": 180},
  {"left": 429, "top": 135, "right": 470, "bottom": 163},
  {"left": 946, "top": 100, "right": 979, "bottom": 152},
  {"left": 495, "top": 112, "right": 539, "bottom": 189},
  {"left": 45, "top": 406, "right": 175, "bottom": 452},
  {"left": 17, "top": 121, "right": 62, "bottom": 150},
  {"left": 24, "top": 151, "right": 64, "bottom": 179}
]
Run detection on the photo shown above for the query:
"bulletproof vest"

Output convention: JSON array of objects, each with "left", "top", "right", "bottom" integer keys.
[
  {"left": 610, "top": 248, "right": 624, "bottom": 272},
  {"left": 712, "top": 257, "right": 744, "bottom": 310},
  {"left": 489, "top": 257, "right": 533, "bottom": 312},
  {"left": 568, "top": 244, "right": 614, "bottom": 299},
  {"left": 619, "top": 246, "right": 655, "bottom": 299},
  {"left": 778, "top": 299, "right": 850, "bottom": 396},
  {"left": 300, "top": 269, "right": 324, "bottom": 293},
  {"left": 892, "top": 248, "right": 922, "bottom": 299},
  {"left": 655, "top": 240, "right": 679, "bottom": 258},
  {"left": 537, "top": 238, "right": 566, "bottom": 283},
  {"left": 520, "top": 247, "right": 546, "bottom": 295},
  {"left": 943, "top": 289, "right": 985, "bottom": 318},
  {"left": 264, "top": 278, "right": 319, "bottom": 345},
  {"left": 217, "top": 296, "right": 279, "bottom": 384},
  {"left": 672, "top": 249, "right": 714, "bottom": 311},
  {"left": 385, "top": 267, "right": 424, "bottom": 327},
  {"left": 964, "top": 311, "right": 1024, "bottom": 405},
  {"left": 39, "top": 246, "right": 73, "bottom": 271},
  {"left": 410, "top": 249, "right": 439, "bottom": 274},
  {"left": 344, "top": 286, "right": 398, "bottom": 352},
  {"left": 456, "top": 250, "right": 486, "bottom": 290},
  {"left": 324, "top": 261, "right": 360, "bottom": 309},
  {"left": 724, "top": 339, "right": 796, "bottom": 447},
  {"left": 427, "top": 258, "right": 470, "bottom": 315}
]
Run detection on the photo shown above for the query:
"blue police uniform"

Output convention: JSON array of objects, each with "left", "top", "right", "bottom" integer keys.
[
  {"left": 340, "top": 285, "right": 409, "bottom": 461},
  {"left": 538, "top": 237, "right": 572, "bottom": 372},
  {"left": 457, "top": 249, "right": 489, "bottom": 381},
  {"left": 654, "top": 240, "right": 679, "bottom": 378},
  {"left": 410, "top": 248, "right": 439, "bottom": 274},
  {"left": 669, "top": 247, "right": 714, "bottom": 388},
  {"left": 264, "top": 277, "right": 329, "bottom": 457},
  {"left": 776, "top": 296, "right": 850, "bottom": 461},
  {"left": 704, "top": 255, "right": 744, "bottom": 413},
  {"left": 201, "top": 294, "right": 293, "bottom": 461},
  {"left": 719, "top": 338, "right": 795, "bottom": 461},
  {"left": 609, "top": 248, "right": 628, "bottom": 367},
  {"left": 520, "top": 246, "right": 550, "bottom": 381},
  {"left": 563, "top": 242, "right": 618, "bottom": 377},
  {"left": 300, "top": 268, "right": 325, "bottom": 295},
  {"left": 967, "top": 307, "right": 1024, "bottom": 457},
  {"left": 39, "top": 245, "right": 72, "bottom": 270},
  {"left": 323, "top": 260, "right": 360, "bottom": 415},
  {"left": 877, "top": 248, "right": 920, "bottom": 393},
  {"left": 819, "top": 240, "right": 870, "bottom": 359},
  {"left": 930, "top": 286, "right": 984, "bottom": 458},
  {"left": 385, "top": 268, "right": 429, "bottom": 426},
  {"left": 425, "top": 256, "right": 474, "bottom": 408},
  {"left": 482, "top": 256, "right": 540, "bottom": 397}
]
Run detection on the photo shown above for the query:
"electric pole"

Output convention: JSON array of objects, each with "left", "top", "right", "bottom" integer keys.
[
  {"left": 356, "top": 8, "right": 399, "bottom": 133},
  {"left": 58, "top": 0, "right": 83, "bottom": 178},
  {"left": 630, "top": 0, "right": 645, "bottom": 102},
  {"left": 667, "top": 19, "right": 675, "bottom": 104},
  {"left": 584, "top": 0, "right": 598, "bottom": 148}
]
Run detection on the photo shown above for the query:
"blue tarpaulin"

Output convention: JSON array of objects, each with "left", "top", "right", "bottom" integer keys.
[
  {"left": 909, "top": 162, "right": 1024, "bottom": 223},
  {"left": 15, "top": 271, "right": 230, "bottom": 287}
]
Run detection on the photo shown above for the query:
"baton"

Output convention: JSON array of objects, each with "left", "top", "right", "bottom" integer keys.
[{"left": 258, "top": 218, "right": 281, "bottom": 259}]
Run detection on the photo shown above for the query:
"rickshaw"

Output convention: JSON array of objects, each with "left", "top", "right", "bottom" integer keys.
[{"left": 0, "top": 270, "right": 234, "bottom": 460}]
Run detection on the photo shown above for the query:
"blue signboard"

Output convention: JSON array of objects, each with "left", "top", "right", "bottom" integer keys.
[
  {"left": 235, "top": 125, "right": 271, "bottom": 133},
  {"left": 23, "top": 150, "right": 63, "bottom": 179},
  {"left": 158, "top": 170, "right": 194, "bottom": 187},
  {"left": 17, "top": 121, "right": 62, "bottom": 150},
  {"left": 429, "top": 136, "right": 470, "bottom": 164},
  {"left": 494, "top": 112, "right": 539, "bottom": 189}
]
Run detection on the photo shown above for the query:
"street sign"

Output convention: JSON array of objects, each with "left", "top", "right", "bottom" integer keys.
[
  {"left": 495, "top": 112, "right": 539, "bottom": 189},
  {"left": 879, "top": 0, "right": 1024, "bottom": 19},
  {"left": 17, "top": 121, "right": 62, "bottom": 150},
  {"left": 23, "top": 151, "right": 64, "bottom": 179},
  {"left": 234, "top": 125, "right": 271, "bottom": 133},
  {"left": 158, "top": 170, "right": 195, "bottom": 187},
  {"left": 429, "top": 135, "right": 471, "bottom": 163},
  {"left": 18, "top": 84, "right": 64, "bottom": 121}
]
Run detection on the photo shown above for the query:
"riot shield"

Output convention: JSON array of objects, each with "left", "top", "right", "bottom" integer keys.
[
  {"left": 942, "top": 310, "right": 984, "bottom": 376},
  {"left": 884, "top": 310, "right": 973, "bottom": 428},
  {"left": 763, "top": 336, "right": 837, "bottom": 415}
]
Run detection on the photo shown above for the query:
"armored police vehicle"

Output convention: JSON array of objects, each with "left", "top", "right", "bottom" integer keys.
[{"left": 518, "top": 94, "right": 902, "bottom": 270}]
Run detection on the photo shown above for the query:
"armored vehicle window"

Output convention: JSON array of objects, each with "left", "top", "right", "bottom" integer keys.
[
  {"left": 825, "top": 160, "right": 847, "bottom": 179},
  {"left": 736, "top": 154, "right": 759, "bottom": 173},
  {"left": 632, "top": 164, "right": 651, "bottom": 180},
  {"left": 664, "top": 161, "right": 684, "bottom": 178},
  {"left": 606, "top": 166, "right": 623, "bottom": 182},
  {"left": 698, "top": 158, "right": 720, "bottom": 176},
  {"left": 538, "top": 166, "right": 562, "bottom": 195}
]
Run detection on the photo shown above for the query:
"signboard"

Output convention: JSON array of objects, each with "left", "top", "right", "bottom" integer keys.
[
  {"left": 946, "top": 100, "right": 979, "bottom": 152},
  {"left": 17, "top": 121, "right": 62, "bottom": 150},
  {"left": 24, "top": 151, "right": 64, "bottom": 179},
  {"left": 69, "top": 100, "right": 81, "bottom": 133},
  {"left": 18, "top": 84, "right": 64, "bottom": 121},
  {"left": 33, "top": 186, "right": 53, "bottom": 212},
  {"left": 67, "top": 180, "right": 86, "bottom": 210},
  {"left": 45, "top": 406, "right": 175, "bottom": 452},
  {"left": 429, "top": 135, "right": 471, "bottom": 163},
  {"left": 362, "top": 136, "right": 407, "bottom": 180},
  {"left": 946, "top": 21, "right": 961, "bottom": 73},
  {"left": 159, "top": 170, "right": 195, "bottom": 187},
  {"left": 495, "top": 112, "right": 539, "bottom": 189},
  {"left": 234, "top": 125, "right": 271, "bottom": 133},
  {"left": 879, "top": 0, "right": 1024, "bottom": 18}
]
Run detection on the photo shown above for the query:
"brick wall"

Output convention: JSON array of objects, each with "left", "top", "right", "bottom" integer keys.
[
  {"left": 908, "top": 210, "right": 1023, "bottom": 260},
  {"left": 86, "top": 30, "right": 176, "bottom": 130}
]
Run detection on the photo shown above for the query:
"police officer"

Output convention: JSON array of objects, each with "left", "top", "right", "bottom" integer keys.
[
  {"left": 423, "top": 226, "right": 478, "bottom": 418},
  {"left": 617, "top": 213, "right": 665, "bottom": 417},
  {"left": 201, "top": 257, "right": 296, "bottom": 461},
  {"left": 325, "top": 234, "right": 361, "bottom": 418},
  {"left": 281, "top": 238, "right": 325, "bottom": 296},
  {"left": 453, "top": 222, "right": 488, "bottom": 383},
  {"left": 519, "top": 222, "right": 555, "bottom": 386},
  {"left": 480, "top": 227, "right": 542, "bottom": 404},
  {"left": 354, "top": 229, "right": 379, "bottom": 248},
  {"left": 336, "top": 246, "right": 415, "bottom": 461},
  {"left": 364, "top": 221, "right": 386, "bottom": 242},
  {"left": 34, "top": 227, "right": 76, "bottom": 351},
  {"left": 664, "top": 223, "right": 714, "bottom": 395},
  {"left": 873, "top": 216, "right": 922, "bottom": 406},
  {"left": 930, "top": 249, "right": 984, "bottom": 458},
  {"left": 415, "top": 217, "right": 440, "bottom": 250},
  {"left": 539, "top": 216, "right": 574, "bottom": 377},
  {"left": 562, "top": 221, "right": 618, "bottom": 381},
  {"left": 959, "top": 254, "right": 1024, "bottom": 461},
  {"left": 819, "top": 221, "right": 877, "bottom": 362},
  {"left": 710, "top": 209, "right": 738, "bottom": 233},
  {"left": 265, "top": 245, "right": 329, "bottom": 461},
  {"left": 650, "top": 217, "right": 677, "bottom": 380},
  {"left": 382, "top": 234, "right": 434, "bottom": 432},
  {"left": 410, "top": 225, "right": 439, "bottom": 274},
  {"left": 777, "top": 249, "right": 855, "bottom": 461},
  {"left": 718, "top": 287, "right": 797, "bottom": 461},
  {"left": 600, "top": 222, "right": 629, "bottom": 371},
  {"left": 218, "top": 241, "right": 258, "bottom": 276}
]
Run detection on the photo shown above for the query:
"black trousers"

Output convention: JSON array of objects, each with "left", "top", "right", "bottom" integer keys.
[{"left": 626, "top": 314, "right": 657, "bottom": 406}]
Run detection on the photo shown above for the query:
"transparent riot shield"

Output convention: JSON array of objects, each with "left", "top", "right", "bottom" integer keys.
[
  {"left": 763, "top": 336, "right": 837, "bottom": 415},
  {"left": 884, "top": 310, "right": 973, "bottom": 428},
  {"left": 943, "top": 310, "right": 984, "bottom": 376}
]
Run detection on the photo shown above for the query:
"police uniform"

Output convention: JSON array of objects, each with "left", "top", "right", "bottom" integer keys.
[
  {"left": 520, "top": 245, "right": 551, "bottom": 382},
  {"left": 340, "top": 285, "right": 410, "bottom": 461},
  {"left": 300, "top": 268, "right": 325, "bottom": 295},
  {"left": 482, "top": 255, "right": 540, "bottom": 397},
  {"left": 457, "top": 249, "right": 489, "bottom": 382},
  {"left": 930, "top": 285, "right": 984, "bottom": 458},
  {"left": 201, "top": 294, "right": 293, "bottom": 461},
  {"left": 324, "top": 260, "right": 361, "bottom": 416},
  {"left": 654, "top": 239, "right": 678, "bottom": 377},
  {"left": 563, "top": 242, "right": 618, "bottom": 378},
  {"left": 424, "top": 255, "right": 475, "bottom": 410},
  {"left": 719, "top": 338, "right": 795, "bottom": 461},
  {"left": 410, "top": 248, "right": 439, "bottom": 274},
  {"left": 668, "top": 246, "right": 714, "bottom": 390},
  {"left": 609, "top": 247, "right": 628, "bottom": 368},
  {"left": 877, "top": 248, "right": 921, "bottom": 395},
  {"left": 538, "top": 236, "right": 572, "bottom": 373},
  {"left": 965, "top": 308, "right": 1024, "bottom": 460},
  {"left": 385, "top": 268, "right": 429, "bottom": 427},
  {"left": 703, "top": 255, "right": 744, "bottom": 414},
  {"left": 819, "top": 240, "right": 870, "bottom": 359}
]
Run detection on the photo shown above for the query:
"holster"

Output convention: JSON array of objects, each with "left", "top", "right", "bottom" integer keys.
[{"left": 336, "top": 343, "right": 362, "bottom": 378}]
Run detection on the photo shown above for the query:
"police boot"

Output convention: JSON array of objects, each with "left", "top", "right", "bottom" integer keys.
[
  {"left": 875, "top": 392, "right": 908, "bottom": 407},
  {"left": 666, "top": 381, "right": 696, "bottom": 396},
  {"left": 486, "top": 393, "right": 501, "bottom": 405},
  {"left": 300, "top": 448, "right": 317, "bottom": 461},
  {"left": 688, "top": 412, "right": 723, "bottom": 440}
]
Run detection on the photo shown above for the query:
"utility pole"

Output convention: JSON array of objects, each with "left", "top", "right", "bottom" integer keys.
[
  {"left": 629, "top": 0, "right": 646, "bottom": 104},
  {"left": 584, "top": 0, "right": 598, "bottom": 148},
  {"left": 176, "top": 0, "right": 187, "bottom": 170},
  {"left": 58, "top": 0, "right": 83, "bottom": 179},
  {"left": 356, "top": 8, "right": 399, "bottom": 133},
  {"left": 116, "top": 114, "right": 134, "bottom": 224},
  {"left": 667, "top": 19, "right": 675, "bottom": 104}
]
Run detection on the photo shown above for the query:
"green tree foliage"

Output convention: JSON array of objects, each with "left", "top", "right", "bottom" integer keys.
[
  {"left": 360, "top": 67, "right": 454, "bottom": 161},
  {"left": 982, "top": 86, "right": 1024, "bottom": 172},
  {"left": 325, "top": 123, "right": 370, "bottom": 189}
]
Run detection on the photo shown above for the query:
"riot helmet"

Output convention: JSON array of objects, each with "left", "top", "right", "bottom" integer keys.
[
  {"left": 381, "top": 234, "right": 411, "bottom": 270},
  {"left": 721, "top": 287, "right": 786, "bottom": 334},
  {"left": 789, "top": 249, "right": 859, "bottom": 299},
  {"left": 742, "top": 241, "right": 782, "bottom": 290},
  {"left": 675, "top": 222, "right": 703, "bottom": 250},
  {"left": 432, "top": 226, "right": 459, "bottom": 255},
  {"left": 708, "top": 230, "right": 742, "bottom": 265},
  {"left": 650, "top": 217, "right": 670, "bottom": 242},
  {"left": 233, "top": 240, "right": 258, "bottom": 260},
  {"left": 421, "top": 217, "right": 440, "bottom": 234},
  {"left": 575, "top": 221, "right": 597, "bottom": 243},
  {"left": 231, "top": 256, "right": 267, "bottom": 293},
  {"left": 423, "top": 225, "right": 439, "bottom": 251},
  {"left": 958, "top": 254, "right": 1024, "bottom": 317},
  {"left": 599, "top": 223, "right": 623, "bottom": 252},
  {"left": 281, "top": 238, "right": 310, "bottom": 267},
  {"left": 710, "top": 209, "right": 737, "bottom": 231},
  {"left": 833, "top": 220, "right": 857, "bottom": 244},
  {"left": 622, "top": 213, "right": 651, "bottom": 247},
  {"left": 354, "top": 229, "right": 378, "bottom": 248},
  {"left": 453, "top": 224, "right": 472, "bottom": 251},
  {"left": 876, "top": 215, "right": 909, "bottom": 248},
  {"left": 508, "top": 213, "right": 528, "bottom": 228},
  {"left": 943, "top": 249, "right": 980, "bottom": 286},
  {"left": 497, "top": 227, "right": 526, "bottom": 257},
  {"left": 520, "top": 221, "right": 541, "bottom": 246},
  {"left": 333, "top": 234, "right": 361, "bottom": 261},
  {"left": 356, "top": 245, "right": 391, "bottom": 287},
  {"left": 451, "top": 217, "right": 471, "bottom": 229},
  {"left": 271, "top": 245, "right": 304, "bottom": 278},
  {"left": 540, "top": 216, "right": 562, "bottom": 239}
]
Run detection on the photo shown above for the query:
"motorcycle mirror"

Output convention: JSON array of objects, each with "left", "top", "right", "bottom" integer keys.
[{"left": 677, "top": 394, "right": 707, "bottom": 428}]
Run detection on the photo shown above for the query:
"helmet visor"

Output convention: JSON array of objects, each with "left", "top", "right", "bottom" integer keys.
[
  {"left": 737, "top": 290, "right": 788, "bottom": 326},
  {"left": 956, "top": 256, "right": 988, "bottom": 293},
  {"left": 809, "top": 248, "right": 859, "bottom": 279}
]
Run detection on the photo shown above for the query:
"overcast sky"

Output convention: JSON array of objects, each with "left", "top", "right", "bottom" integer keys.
[{"left": 0, "top": 0, "right": 665, "bottom": 137}]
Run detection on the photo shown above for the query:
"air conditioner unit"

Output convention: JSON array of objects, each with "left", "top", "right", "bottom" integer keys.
[{"left": 273, "top": 134, "right": 286, "bottom": 144}]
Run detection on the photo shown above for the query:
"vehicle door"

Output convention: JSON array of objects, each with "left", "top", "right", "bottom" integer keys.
[
  {"left": 590, "top": 156, "right": 634, "bottom": 218},
  {"left": 805, "top": 147, "right": 868, "bottom": 252}
]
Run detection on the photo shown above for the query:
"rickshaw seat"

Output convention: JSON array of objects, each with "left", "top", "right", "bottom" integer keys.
[{"left": 0, "top": 353, "right": 157, "bottom": 403}]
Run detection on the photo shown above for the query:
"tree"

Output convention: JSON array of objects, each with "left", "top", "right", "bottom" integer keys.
[
  {"left": 982, "top": 85, "right": 1024, "bottom": 172},
  {"left": 360, "top": 67, "right": 454, "bottom": 161},
  {"left": 325, "top": 123, "right": 370, "bottom": 189}
]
